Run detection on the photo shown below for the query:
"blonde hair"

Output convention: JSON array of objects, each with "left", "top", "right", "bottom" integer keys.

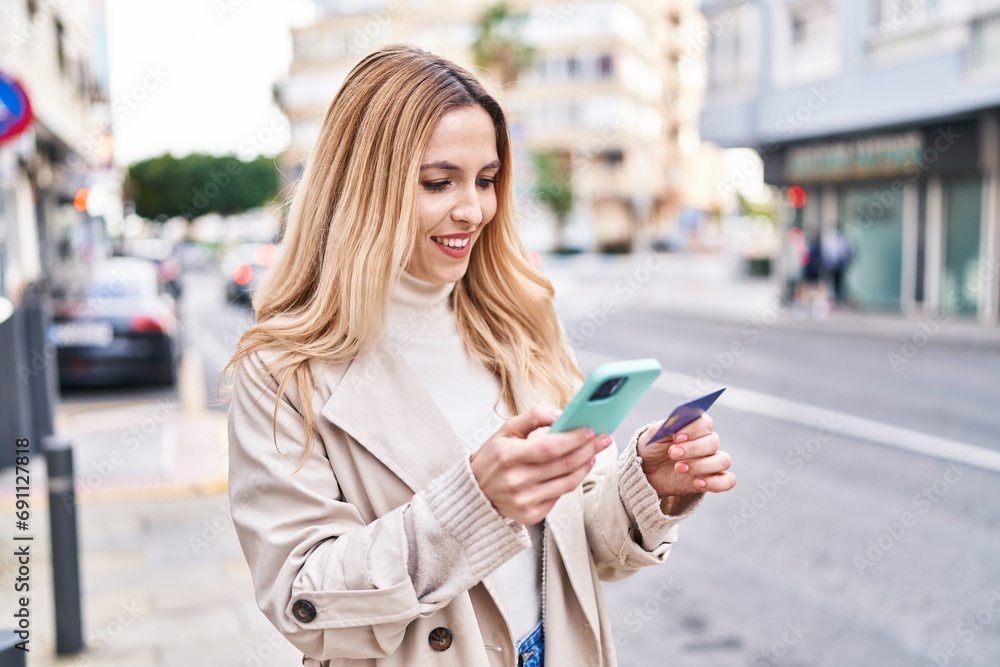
[{"left": 222, "top": 44, "right": 581, "bottom": 460}]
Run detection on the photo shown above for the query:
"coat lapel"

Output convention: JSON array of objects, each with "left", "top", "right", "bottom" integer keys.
[{"left": 319, "top": 339, "right": 463, "bottom": 494}]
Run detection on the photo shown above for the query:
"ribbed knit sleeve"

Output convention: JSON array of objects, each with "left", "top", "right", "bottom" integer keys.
[
  {"left": 617, "top": 420, "right": 703, "bottom": 551},
  {"left": 403, "top": 457, "right": 531, "bottom": 605}
]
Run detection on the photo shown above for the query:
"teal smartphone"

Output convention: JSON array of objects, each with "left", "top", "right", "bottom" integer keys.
[{"left": 549, "top": 358, "right": 662, "bottom": 435}]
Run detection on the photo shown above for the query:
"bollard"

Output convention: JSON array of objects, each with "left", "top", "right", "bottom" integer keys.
[
  {"left": 44, "top": 436, "right": 84, "bottom": 655},
  {"left": 0, "top": 629, "right": 26, "bottom": 667}
]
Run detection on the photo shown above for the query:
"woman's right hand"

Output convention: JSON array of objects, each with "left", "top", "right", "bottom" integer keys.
[{"left": 470, "top": 405, "right": 613, "bottom": 525}]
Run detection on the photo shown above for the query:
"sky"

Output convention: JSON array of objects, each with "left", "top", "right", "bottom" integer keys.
[{"left": 103, "top": 0, "right": 315, "bottom": 166}]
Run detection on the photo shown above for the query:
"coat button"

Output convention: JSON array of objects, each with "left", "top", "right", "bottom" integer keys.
[
  {"left": 428, "top": 627, "right": 453, "bottom": 651},
  {"left": 292, "top": 600, "right": 317, "bottom": 623}
]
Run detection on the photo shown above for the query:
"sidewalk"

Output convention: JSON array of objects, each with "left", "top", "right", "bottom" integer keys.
[
  {"left": 541, "top": 251, "right": 1000, "bottom": 348},
  {"left": 0, "top": 358, "right": 302, "bottom": 666}
]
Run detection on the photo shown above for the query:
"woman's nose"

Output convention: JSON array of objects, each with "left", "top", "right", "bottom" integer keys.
[{"left": 451, "top": 185, "right": 483, "bottom": 225}]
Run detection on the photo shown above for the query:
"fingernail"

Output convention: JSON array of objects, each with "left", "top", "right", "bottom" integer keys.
[
  {"left": 601, "top": 435, "right": 612, "bottom": 447},
  {"left": 585, "top": 428, "right": 595, "bottom": 439},
  {"left": 694, "top": 478, "right": 707, "bottom": 489},
  {"left": 552, "top": 409, "right": 563, "bottom": 418},
  {"left": 674, "top": 433, "right": 688, "bottom": 444},
  {"left": 669, "top": 445, "right": 685, "bottom": 459},
  {"left": 589, "top": 456, "right": 597, "bottom": 467},
  {"left": 675, "top": 462, "right": 689, "bottom": 473}
]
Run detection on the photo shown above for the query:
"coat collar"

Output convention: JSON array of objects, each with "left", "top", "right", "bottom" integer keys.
[{"left": 319, "top": 337, "right": 464, "bottom": 494}]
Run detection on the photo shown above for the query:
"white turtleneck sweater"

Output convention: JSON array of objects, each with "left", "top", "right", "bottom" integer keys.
[
  {"left": 388, "top": 272, "right": 543, "bottom": 642},
  {"left": 392, "top": 271, "right": 699, "bottom": 644}
]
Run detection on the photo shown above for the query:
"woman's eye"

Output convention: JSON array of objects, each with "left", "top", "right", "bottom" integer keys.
[
  {"left": 422, "top": 180, "right": 450, "bottom": 192},
  {"left": 477, "top": 177, "right": 497, "bottom": 189}
]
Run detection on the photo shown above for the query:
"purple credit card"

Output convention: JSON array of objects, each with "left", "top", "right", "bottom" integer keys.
[{"left": 646, "top": 388, "right": 725, "bottom": 444}]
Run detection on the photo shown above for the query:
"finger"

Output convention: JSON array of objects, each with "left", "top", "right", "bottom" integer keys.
[
  {"left": 692, "top": 471, "right": 737, "bottom": 493},
  {"left": 517, "top": 427, "right": 599, "bottom": 464},
  {"left": 534, "top": 433, "right": 611, "bottom": 482},
  {"left": 673, "top": 450, "right": 732, "bottom": 477},
  {"left": 666, "top": 431, "right": 721, "bottom": 461},
  {"left": 521, "top": 457, "right": 597, "bottom": 507},
  {"left": 501, "top": 405, "right": 562, "bottom": 439},
  {"left": 672, "top": 413, "right": 715, "bottom": 445}
]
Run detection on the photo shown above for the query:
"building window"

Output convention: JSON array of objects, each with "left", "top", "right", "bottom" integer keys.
[
  {"left": 598, "top": 54, "right": 614, "bottom": 79},
  {"left": 970, "top": 12, "right": 1000, "bottom": 72},
  {"left": 706, "top": 5, "right": 758, "bottom": 94},
  {"left": 787, "top": 2, "right": 835, "bottom": 53},
  {"left": 567, "top": 56, "right": 580, "bottom": 80},
  {"left": 54, "top": 18, "right": 66, "bottom": 74}
]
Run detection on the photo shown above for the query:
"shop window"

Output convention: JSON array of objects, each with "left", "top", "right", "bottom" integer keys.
[
  {"left": 840, "top": 184, "right": 904, "bottom": 311},
  {"left": 941, "top": 176, "right": 983, "bottom": 315}
]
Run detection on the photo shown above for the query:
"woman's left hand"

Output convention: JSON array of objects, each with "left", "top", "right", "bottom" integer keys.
[{"left": 636, "top": 413, "right": 736, "bottom": 497}]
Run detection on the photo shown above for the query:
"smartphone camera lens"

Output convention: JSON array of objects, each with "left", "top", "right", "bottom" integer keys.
[{"left": 590, "top": 376, "right": 627, "bottom": 401}]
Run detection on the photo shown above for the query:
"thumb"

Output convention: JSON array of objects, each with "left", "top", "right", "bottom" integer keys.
[{"left": 501, "top": 405, "right": 562, "bottom": 439}]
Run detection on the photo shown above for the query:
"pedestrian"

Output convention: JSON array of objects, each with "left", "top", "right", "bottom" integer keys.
[
  {"left": 223, "top": 44, "right": 735, "bottom": 667},
  {"left": 821, "top": 225, "right": 853, "bottom": 305}
]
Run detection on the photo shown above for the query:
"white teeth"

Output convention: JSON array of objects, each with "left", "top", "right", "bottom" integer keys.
[{"left": 432, "top": 236, "right": 469, "bottom": 249}]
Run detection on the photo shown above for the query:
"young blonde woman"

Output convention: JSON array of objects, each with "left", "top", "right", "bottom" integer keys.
[{"left": 225, "top": 44, "right": 735, "bottom": 667}]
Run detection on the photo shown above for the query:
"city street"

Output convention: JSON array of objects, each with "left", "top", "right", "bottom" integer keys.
[{"left": 5, "top": 254, "right": 999, "bottom": 666}]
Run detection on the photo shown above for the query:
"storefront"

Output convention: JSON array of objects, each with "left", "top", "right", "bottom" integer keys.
[{"left": 763, "top": 112, "right": 1000, "bottom": 323}]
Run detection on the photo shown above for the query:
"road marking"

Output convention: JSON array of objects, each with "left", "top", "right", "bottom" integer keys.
[{"left": 579, "top": 352, "right": 1000, "bottom": 474}]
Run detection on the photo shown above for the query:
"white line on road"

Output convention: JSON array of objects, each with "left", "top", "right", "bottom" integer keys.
[{"left": 579, "top": 352, "right": 1000, "bottom": 474}]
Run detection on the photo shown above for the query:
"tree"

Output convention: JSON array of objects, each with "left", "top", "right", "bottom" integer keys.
[
  {"left": 127, "top": 153, "right": 279, "bottom": 221},
  {"left": 531, "top": 150, "right": 574, "bottom": 252},
  {"left": 471, "top": 2, "right": 535, "bottom": 87}
]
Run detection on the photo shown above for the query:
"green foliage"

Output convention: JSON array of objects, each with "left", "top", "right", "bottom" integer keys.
[
  {"left": 127, "top": 153, "right": 279, "bottom": 220},
  {"left": 471, "top": 2, "right": 535, "bottom": 85},
  {"left": 531, "top": 149, "right": 573, "bottom": 227}
]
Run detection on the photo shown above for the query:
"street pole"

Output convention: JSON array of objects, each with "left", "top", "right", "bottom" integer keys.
[{"left": 44, "top": 436, "right": 84, "bottom": 655}]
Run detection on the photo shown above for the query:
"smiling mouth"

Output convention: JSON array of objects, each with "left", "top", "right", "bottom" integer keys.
[{"left": 431, "top": 236, "right": 470, "bottom": 249}]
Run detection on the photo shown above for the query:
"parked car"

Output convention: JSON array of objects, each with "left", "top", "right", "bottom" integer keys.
[
  {"left": 221, "top": 242, "right": 278, "bottom": 305},
  {"left": 49, "top": 257, "right": 183, "bottom": 387}
]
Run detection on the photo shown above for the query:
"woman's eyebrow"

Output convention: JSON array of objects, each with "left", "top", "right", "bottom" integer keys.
[{"left": 420, "top": 160, "right": 502, "bottom": 171}]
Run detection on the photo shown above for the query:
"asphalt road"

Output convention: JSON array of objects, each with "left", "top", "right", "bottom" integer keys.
[
  {"left": 564, "top": 307, "right": 1000, "bottom": 667},
  {"left": 186, "top": 265, "right": 1000, "bottom": 666}
]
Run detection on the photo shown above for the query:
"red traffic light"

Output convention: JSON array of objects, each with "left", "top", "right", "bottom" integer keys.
[{"left": 786, "top": 185, "right": 807, "bottom": 208}]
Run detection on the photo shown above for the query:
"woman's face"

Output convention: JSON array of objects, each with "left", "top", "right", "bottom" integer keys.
[{"left": 407, "top": 105, "right": 500, "bottom": 285}]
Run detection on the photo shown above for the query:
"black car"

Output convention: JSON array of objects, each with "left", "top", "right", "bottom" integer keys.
[
  {"left": 222, "top": 242, "right": 278, "bottom": 304},
  {"left": 49, "top": 257, "right": 183, "bottom": 387}
]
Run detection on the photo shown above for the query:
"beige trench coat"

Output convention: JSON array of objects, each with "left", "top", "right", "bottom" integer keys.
[{"left": 228, "top": 341, "right": 682, "bottom": 666}]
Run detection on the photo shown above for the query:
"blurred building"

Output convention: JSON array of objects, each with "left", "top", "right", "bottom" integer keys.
[
  {"left": 700, "top": 0, "right": 1000, "bottom": 323},
  {"left": 0, "top": 0, "right": 111, "bottom": 453},
  {"left": 278, "top": 0, "right": 707, "bottom": 251}
]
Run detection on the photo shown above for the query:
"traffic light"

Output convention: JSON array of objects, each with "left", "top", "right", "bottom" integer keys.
[
  {"left": 786, "top": 185, "right": 807, "bottom": 208},
  {"left": 73, "top": 188, "right": 89, "bottom": 212}
]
